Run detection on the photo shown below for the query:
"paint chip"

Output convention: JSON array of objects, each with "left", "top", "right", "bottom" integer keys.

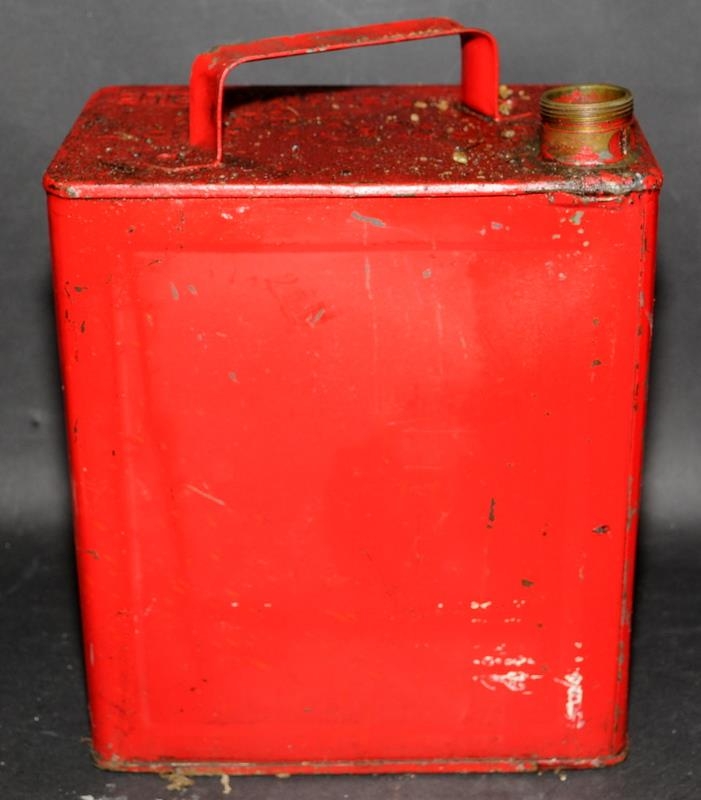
[
  {"left": 305, "top": 307, "right": 326, "bottom": 327},
  {"left": 569, "top": 210, "right": 584, "bottom": 225},
  {"left": 169, "top": 282, "right": 179, "bottom": 301},
  {"left": 350, "top": 210, "right": 386, "bottom": 228},
  {"left": 556, "top": 668, "right": 585, "bottom": 729}
]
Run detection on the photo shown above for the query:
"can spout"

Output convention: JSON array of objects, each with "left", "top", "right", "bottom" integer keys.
[{"left": 540, "top": 84, "right": 634, "bottom": 166}]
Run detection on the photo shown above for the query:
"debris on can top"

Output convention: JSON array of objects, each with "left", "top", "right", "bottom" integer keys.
[{"left": 45, "top": 84, "right": 662, "bottom": 199}]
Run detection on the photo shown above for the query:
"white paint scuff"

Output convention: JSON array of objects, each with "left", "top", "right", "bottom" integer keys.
[
  {"left": 472, "top": 655, "right": 535, "bottom": 668},
  {"left": 556, "top": 668, "right": 585, "bottom": 729},
  {"left": 472, "top": 650, "right": 542, "bottom": 694},
  {"left": 363, "top": 256, "right": 374, "bottom": 300},
  {"left": 185, "top": 483, "right": 227, "bottom": 507}
]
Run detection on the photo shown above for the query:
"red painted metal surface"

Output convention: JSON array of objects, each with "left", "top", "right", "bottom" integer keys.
[{"left": 45, "top": 18, "right": 662, "bottom": 775}]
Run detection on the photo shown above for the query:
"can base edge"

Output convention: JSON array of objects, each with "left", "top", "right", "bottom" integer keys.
[{"left": 92, "top": 745, "right": 628, "bottom": 775}]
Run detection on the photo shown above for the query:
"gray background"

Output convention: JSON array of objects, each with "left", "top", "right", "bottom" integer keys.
[{"left": 1, "top": 2, "right": 700, "bottom": 799}]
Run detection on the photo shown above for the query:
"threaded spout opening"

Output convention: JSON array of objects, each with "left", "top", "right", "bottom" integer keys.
[{"left": 540, "top": 84, "right": 633, "bottom": 126}]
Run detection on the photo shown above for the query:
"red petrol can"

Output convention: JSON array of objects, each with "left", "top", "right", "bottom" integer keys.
[{"left": 44, "top": 18, "right": 662, "bottom": 775}]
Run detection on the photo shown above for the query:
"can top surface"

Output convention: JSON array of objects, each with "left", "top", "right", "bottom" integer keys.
[{"left": 45, "top": 84, "right": 661, "bottom": 200}]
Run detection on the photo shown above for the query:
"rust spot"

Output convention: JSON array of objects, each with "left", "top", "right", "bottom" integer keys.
[
  {"left": 613, "top": 703, "right": 622, "bottom": 733},
  {"left": 487, "top": 497, "right": 496, "bottom": 528},
  {"left": 80, "top": 321, "right": 86, "bottom": 334},
  {"left": 617, "top": 640, "right": 626, "bottom": 681},
  {"left": 85, "top": 549, "right": 99, "bottom": 560},
  {"left": 521, "top": 578, "right": 535, "bottom": 588},
  {"left": 74, "top": 285, "right": 86, "bottom": 293},
  {"left": 591, "top": 359, "right": 602, "bottom": 366},
  {"left": 592, "top": 524, "right": 610, "bottom": 535}
]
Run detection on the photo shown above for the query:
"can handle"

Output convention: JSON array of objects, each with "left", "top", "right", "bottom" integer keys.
[{"left": 189, "top": 17, "right": 499, "bottom": 161}]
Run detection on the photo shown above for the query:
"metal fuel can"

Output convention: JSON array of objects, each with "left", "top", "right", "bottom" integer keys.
[{"left": 44, "top": 18, "right": 662, "bottom": 775}]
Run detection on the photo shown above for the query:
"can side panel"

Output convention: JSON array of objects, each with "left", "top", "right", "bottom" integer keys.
[
  {"left": 48, "top": 192, "right": 655, "bottom": 769},
  {"left": 48, "top": 195, "right": 144, "bottom": 758},
  {"left": 608, "top": 189, "right": 659, "bottom": 750}
]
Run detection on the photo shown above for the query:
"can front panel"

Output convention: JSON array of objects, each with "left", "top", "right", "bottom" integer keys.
[{"left": 49, "top": 191, "right": 656, "bottom": 771}]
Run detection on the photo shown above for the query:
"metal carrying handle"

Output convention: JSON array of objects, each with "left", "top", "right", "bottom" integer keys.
[{"left": 189, "top": 17, "right": 500, "bottom": 161}]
